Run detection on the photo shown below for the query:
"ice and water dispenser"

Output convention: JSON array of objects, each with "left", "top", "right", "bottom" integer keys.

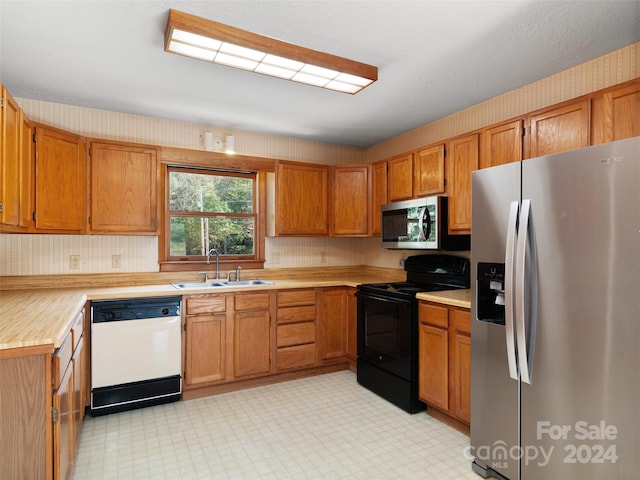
[{"left": 476, "top": 263, "right": 506, "bottom": 325}]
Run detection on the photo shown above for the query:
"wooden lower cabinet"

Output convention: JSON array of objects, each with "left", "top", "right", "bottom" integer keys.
[
  {"left": 233, "top": 293, "right": 271, "bottom": 378},
  {"left": 275, "top": 289, "right": 318, "bottom": 371},
  {"left": 184, "top": 293, "right": 272, "bottom": 387},
  {"left": 318, "top": 288, "right": 348, "bottom": 361},
  {"left": 52, "top": 353, "right": 73, "bottom": 480},
  {"left": 345, "top": 288, "right": 357, "bottom": 364},
  {"left": 418, "top": 301, "right": 471, "bottom": 426}
]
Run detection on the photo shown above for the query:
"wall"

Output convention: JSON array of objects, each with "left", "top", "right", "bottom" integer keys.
[{"left": 1, "top": 42, "right": 638, "bottom": 276}]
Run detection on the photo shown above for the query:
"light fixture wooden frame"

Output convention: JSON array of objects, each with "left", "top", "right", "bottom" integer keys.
[{"left": 164, "top": 9, "right": 378, "bottom": 94}]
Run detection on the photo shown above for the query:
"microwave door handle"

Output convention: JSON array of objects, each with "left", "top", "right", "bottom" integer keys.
[{"left": 418, "top": 207, "right": 429, "bottom": 241}]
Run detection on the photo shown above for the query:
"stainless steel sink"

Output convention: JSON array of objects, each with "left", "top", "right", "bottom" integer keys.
[
  {"left": 172, "top": 279, "right": 274, "bottom": 289},
  {"left": 221, "top": 279, "right": 274, "bottom": 286}
]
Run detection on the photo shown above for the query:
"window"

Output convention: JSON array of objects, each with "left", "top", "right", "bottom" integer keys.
[{"left": 167, "top": 167, "right": 258, "bottom": 263}]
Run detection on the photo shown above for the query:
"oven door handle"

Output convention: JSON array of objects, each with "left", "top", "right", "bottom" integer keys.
[{"left": 355, "top": 291, "right": 413, "bottom": 305}]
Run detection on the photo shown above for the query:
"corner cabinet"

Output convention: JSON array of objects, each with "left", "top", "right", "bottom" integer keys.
[
  {"left": 418, "top": 301, "right": 471, "bottom": 427},
  {"left": 34, "top": 126, "right": 87, "bottom": 232},
  {"left": 331, "top": 164, "right": 370, "bottom": 236},
  {"left": 275, "top": 160, "right": 329, "bottom": 236},
  {"left": 1, "top": 85, "right": 22, "bottom": 227},
  {"left": 88, "top": 141, "right": 159, "bottom": 234},
  {"left": 591, "top": 80, "right": 640, "bottom": 144},
  {"left": 318, "top": 288, "right": 348, "bottom": 362}
]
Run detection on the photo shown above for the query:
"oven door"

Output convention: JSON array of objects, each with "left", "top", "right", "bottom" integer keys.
[{"left": 356, "top": 292, "right": 415, "bottom": 380}]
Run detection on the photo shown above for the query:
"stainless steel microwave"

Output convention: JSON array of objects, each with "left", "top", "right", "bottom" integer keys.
[{"left": 381, "top": 196, "right": 470, "bottom": 250}]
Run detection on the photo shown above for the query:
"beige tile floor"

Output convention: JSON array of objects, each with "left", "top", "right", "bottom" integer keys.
[{"left": 72, "top": 370, "right": 479, "bottom": 479}]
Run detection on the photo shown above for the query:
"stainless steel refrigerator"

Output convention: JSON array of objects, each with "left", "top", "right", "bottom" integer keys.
[{"left": 470, "top": 136, "right": 639, "bottom": 479}]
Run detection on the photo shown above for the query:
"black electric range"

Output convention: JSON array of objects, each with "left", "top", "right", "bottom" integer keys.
[{"left": 356, "top": 254, "right": 470, "bottom": 413}]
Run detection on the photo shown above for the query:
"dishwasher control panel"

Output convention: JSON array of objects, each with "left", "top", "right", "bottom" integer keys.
[{"left": 92, "top": 296, "right": 181, "bottom": 322}]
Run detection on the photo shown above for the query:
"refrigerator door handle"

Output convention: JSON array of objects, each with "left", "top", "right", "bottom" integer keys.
[
  {"left": 504, "top": 200, "right": 519, "bottom": 380},
  {"left": 516, "top": 199, "right": 534, "bottom": 384}
]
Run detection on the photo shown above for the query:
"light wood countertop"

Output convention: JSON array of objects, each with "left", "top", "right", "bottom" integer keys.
[
  {"left": 0, "top": 268, "right": 405, "bottom": 354},
  {"left": 1, "top": 268, "right": 471, "bottom": 354},
  {"left": 416, "top": 289, "right": 471, "bottom": 309}
]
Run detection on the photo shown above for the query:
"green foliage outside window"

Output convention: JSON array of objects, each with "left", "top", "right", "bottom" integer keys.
[{"left": 169, "top": 169, "right": 255, "bottom": 258}]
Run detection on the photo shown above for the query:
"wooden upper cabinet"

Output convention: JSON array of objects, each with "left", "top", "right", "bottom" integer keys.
[
  {"left": 591, "top": 80, "right": 640, "bottom": 144},
  {"left": 34, "top": 125, "right": 86, "bottom": 232},
  {"left": 20, "top": 118, "right": 34, "bottom": 229},
  {"left": 89, "top": 142, "right": 159, "bottom": 234},
  {"left": 331, "top": 164, "right": 370, "bottom": 236},
  {"left": 414, "top": 144, "right": 445, "bottom": 196},
  {"left": 528, "top": 99, "right": 590, "bottom": 158},
  {"left": 1, "top": 86, "right": 22, "bottom": 227},
  {"left": 275, "top": 160, "right": 329, "bottom": 236},
  {"left": 446, "top": 133, "right": 478, "bottom": 233},
  {"left": 370, "top": 160, "right": 387, "bottom": 236},
  {"left": 480, "top": 119, "right": 523, "bottom": 169},
  {"left": 387, "top": 152, "right": 413, "bottom": 201}
]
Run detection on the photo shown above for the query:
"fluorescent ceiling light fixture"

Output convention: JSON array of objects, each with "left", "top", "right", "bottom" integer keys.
[{"left": 164, "top": 9, "right": 377, "bottom": 94}]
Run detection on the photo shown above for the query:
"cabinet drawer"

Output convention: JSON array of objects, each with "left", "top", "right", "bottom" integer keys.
[
  {"left": 71, "top": 309, "right": 84, "bottom": 350},
  {"left": 452, "top": 308, "right": 471, "bottom": 335},
  {"left": 419, "top": 302, "right": 448, "bottom": 328},
  {"left": 276, "top": 305, "right": 316, "bottom": 324},
  {"left": 53, "top": 332, "right": 73, "bottom": 390},
  {"left": 277, "top": 322, "right": 316, "bottom": 347},
  {"left": 276, "top": 289, "right": 316, "bottom": 307},
  {"left": 235, "top": 292, "right": 270, "bottom": 311},
  {"left": 185, "top": 295, "right": 227, "bottom": 315},
  {"left": 277, "top": 344, "right": 316, "bottom": 370}
]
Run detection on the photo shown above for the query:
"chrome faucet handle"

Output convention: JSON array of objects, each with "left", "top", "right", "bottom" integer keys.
[
  {"left": 226, "top": 270, "right": 235, "bottom": 281},
  {"left": 198, "top": 271, "right": 209, "bottom": 282}
]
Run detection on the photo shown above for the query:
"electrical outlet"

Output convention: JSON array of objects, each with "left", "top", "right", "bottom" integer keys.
[
  {"left": 320, "top": 252, "right": 328, "bottom": 264},
  {"left": 399, "top": 257, "right": 406, "bottom": 267},
  {"left": 70, "top": 255, "right": 80, "bottom": 269},
  {"left": 271, "top": 252, "right": 281, "bottom": 264},
  {"left": 112, "top": 255, "right": 122, "bottom": 268}
]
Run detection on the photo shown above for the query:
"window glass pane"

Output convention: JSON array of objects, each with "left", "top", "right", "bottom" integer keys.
[
  {"left": 170, "top": 216, "right": 254, "bottom": 256},
  {"left": 169, "top": 171, "right": 253, "bottom": 213}
]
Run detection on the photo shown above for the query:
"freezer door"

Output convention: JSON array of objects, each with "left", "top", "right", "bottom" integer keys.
[
  {"left": 519, "top": 137, "right": 640, "bottom": 479},
  {"left": 471, "top": 161, "right": 521, "bottom": 479}
]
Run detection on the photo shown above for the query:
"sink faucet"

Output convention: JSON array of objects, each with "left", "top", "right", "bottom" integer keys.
[
  {"left": 227, "top": 266, "right": 242, "bottom": 281},
  {"left": 206, "top": 248, "right": 221, "bottom": 279}
]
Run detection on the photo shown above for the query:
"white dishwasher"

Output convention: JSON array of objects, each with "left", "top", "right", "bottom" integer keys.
[{"left": 90, "top": 296, "right": 182, "bottom": 416}]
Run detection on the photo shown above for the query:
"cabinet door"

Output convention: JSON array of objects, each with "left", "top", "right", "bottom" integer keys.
[
  {"left": 275, "top": 160, "right": 329, "bottom": 236},
  {"left": 184, "top": 314, "right": 226, "bottom": 385},
  {"left": 591, "top": 81, "right": 640, "bottom": 144},
  {"left": 20, "top": 117, "right": 34, "bottom": 228},
  {"left": 319, "top": 288, "right": 347, "bottom": 361},
  {"left": 331, "top": 164, "right": 370, "bottom": 236},
  {"left": 233, "top": 309, "right": 271, "bottom": 378},
  {"left": 529, "top": 99, "right": 590, "bottom": 158},
  {"left": 414, "top": 144, "right": 445, "bottom": 196},
  {"left": 447, "top": 133, "right": 478, "bottom": 233},
  {"left": 387, "top": 153, "right": 413, "bottom": 201},
  {"left": 72, "top": 336, "right": 85, "bottom": 452},
  {"left": 52, "top": 362, "right": 73, "bottom": 480},
  {"left": 89, "top": 142, "right": 158, "bottom": 234},
  {"left": 1, "top": 86, "right": 22, "bottom": 226},
  {"left": 480, "top": 119, "right": 523, "bottom": 169},
  {"left": 34, "top": 126, "right": 86, "bottom": 232},
  {"left": 418, "top": 323, "right": 449, "bottom": 410},
  {"left": 370, "top": 160, "right": 387, "bottom": 235}
]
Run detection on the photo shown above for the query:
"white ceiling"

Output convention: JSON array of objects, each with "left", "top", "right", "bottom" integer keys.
[{"left": 1, "top": 1, "right": 639, "bottom": 148}]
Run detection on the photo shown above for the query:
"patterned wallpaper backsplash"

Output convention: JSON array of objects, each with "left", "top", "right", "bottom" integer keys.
[{"left": 2, "top": 42, "right": 637, "bottom": 276}]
